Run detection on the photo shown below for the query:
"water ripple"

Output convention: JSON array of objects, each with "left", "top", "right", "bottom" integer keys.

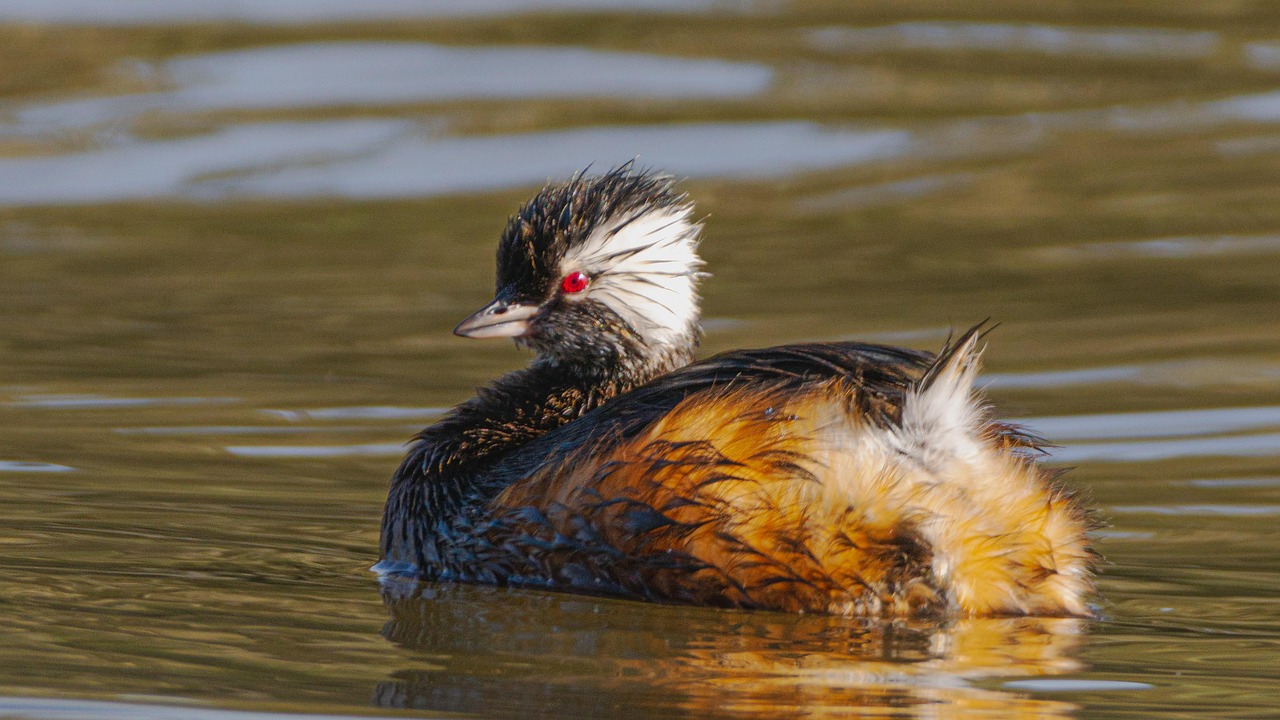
[
  {"left": 225, "top": 443, "right": 405, "bottom": 458},
  {"left": 114, "top": 425, "right": 420, "bottom": 436},
  {"left": 0, "top": 0, "right": 723, "bottom": 25},
  {"left": 1023, "top": 405, "right": 1280, "bottom": 463},
  {"left": 1050, "top": 432, "right": 1280, "bottom": 463},
  {"left": 0, "top": 696, "right": 379, "bottom": 720},
  {"left": 1110, "top": 505, "right": 1280, "bottom": 517},
  {"left": 0, "top": 120, "right": 912, "bottom": 205},
  {"left": 1183, "top": 477, "right": 1280, "bottom": 489},
  {"left": 1019, "top": 234, "right": 1280, "bottom": 263},
  {"left": 1019, "top": 406, "right": 1280, "bottom": 441},
  {"left": 983, "top": 365, "right": 1145, "bottom": 389},
  {"left": 222, "top": 121, "right": 913, "bottom": 200},
  {"left": 0, "top": 461, "right": 75, "bottom": 473},
  {"left": 1243, "top": 41, "right": 1280, "bottom": 71},
  {"left": 1002, "top": 679, "right": 1154, "bottom": 692},
  {"left": 810, "top": 22, "right": 1218, "bottom": 59},
  {"left": 7, "top": 42, "right": 771, "bottom": 137},
  {"left": 4, "top": 394, "right": 239, "bottom": 409},
  {"left": 260, "top": 406, "right": 447, "bottom": 421}
]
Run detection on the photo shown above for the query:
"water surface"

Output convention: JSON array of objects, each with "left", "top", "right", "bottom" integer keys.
[{"left": 1, "top": 3, "right": 1278, "bottom": 719}]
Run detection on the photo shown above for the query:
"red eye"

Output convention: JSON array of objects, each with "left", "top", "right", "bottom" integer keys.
[{"left": 560, "top": 271, "right": 590, "bottom": 294}]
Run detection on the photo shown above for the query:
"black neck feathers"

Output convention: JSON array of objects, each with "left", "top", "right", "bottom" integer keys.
[{"left": 379, "top": 345, "right": 692, "bottom": 568}]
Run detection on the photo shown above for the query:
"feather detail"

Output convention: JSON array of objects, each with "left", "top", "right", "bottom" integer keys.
[
  {"left": 894, "top": 322, "right": 988, "bottom": 470},
  {"left": 478, "top": 333, "right": 1094, "bottom": 617},
  {"left": 562, "top": 203, "right": 704, "bottom": 347}
]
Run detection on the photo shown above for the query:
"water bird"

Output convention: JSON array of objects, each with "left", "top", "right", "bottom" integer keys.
[{"left": 378, "top": 167, "right": 1094, "bottom": 616}]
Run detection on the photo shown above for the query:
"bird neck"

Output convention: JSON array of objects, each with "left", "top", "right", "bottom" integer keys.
[{"left": 541, "top": 333, "right": 698, "bottom": 386}]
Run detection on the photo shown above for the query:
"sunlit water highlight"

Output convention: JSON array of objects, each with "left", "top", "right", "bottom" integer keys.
[
  {"left": 0, "top": 0, "right": 722, "bottom": 24},
  {"left": 0, "top": 461, "right": 75, "bottom": 472},
  {"left": 0, "top": 120, "right": 912, "bottom": 204},
  {"left": 810, "top": 22, "right": 1219, "bottom": 59},
  {"left": 0, "top": 697, "right": 388, "bottom": 720},
  {"left": 5, "top": 43, "right": 771, "bottom": 137}
]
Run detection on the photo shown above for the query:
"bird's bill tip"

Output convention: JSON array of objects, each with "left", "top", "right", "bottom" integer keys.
[{"left": 452, "top": 299, "right": 540, "bottom": 339}]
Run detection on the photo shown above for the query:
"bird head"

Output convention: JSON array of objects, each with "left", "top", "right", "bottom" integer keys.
[{"left": 454, "top": 166, "right": 706, "bottom": 374}]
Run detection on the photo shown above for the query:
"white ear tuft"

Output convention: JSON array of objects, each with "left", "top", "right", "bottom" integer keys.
[{"left": 562, "top": 203, "right": 704, "bottom": 346}]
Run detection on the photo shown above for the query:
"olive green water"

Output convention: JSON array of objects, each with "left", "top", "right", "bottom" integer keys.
[{"left": 1, "top": 3, "right": 1278, "bottom": 719}]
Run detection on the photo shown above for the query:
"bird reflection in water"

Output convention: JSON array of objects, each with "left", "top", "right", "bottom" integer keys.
[{"left": 373, "top": 580, "right": 1085, "bottom": 719}]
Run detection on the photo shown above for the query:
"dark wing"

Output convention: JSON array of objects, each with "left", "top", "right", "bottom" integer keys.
[{"left": 492, "top": 339, "right": 934, "bottom": 479}]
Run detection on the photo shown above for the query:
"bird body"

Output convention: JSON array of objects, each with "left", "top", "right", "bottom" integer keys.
[{"left": 378, "top": 167, "right": 1094, "bottom": 617}]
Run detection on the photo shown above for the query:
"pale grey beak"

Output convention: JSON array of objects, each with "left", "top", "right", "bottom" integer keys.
[{"left": 453, "top": 298, "right": 540, "bottom": 339}]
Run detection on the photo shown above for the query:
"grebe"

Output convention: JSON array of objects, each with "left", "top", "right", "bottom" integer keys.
[{"left": 378, "top": 167, "right": 1094, "bottom": 617}]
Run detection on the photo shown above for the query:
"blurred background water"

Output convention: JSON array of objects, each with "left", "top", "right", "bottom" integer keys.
[{"left": 0, "top": 1, "right": 1278, "bottom": 718}]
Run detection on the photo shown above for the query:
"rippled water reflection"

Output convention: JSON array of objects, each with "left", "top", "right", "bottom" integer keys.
[
  {"left": 809, "top": 22, "right": 1220, "bottom": 59},
  {"left": 1, "top": 2, "right": 1278, "bottom": 719},
  {"left": 4, "top": 42, "right": 770, "bottom": 137},
  {"left": 376, "top": 582, "right": 1090, "bottom": 719},
  {"left": 0, "top": 0, "right": 721, "bottom": 25}
]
